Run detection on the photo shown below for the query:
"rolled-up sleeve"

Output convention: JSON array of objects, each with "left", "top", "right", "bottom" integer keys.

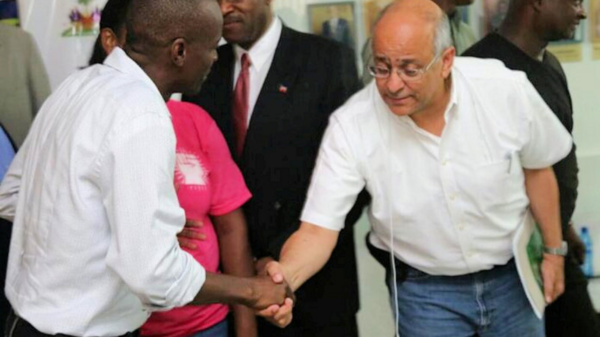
[
  {"left": 300, "top": 116, "right": 365, "bottom": 231},
  {"left": 100, "top": 112, "right": 204, "bottom": 310},
  {"left": 516, "top": 77, "right": 573, "bottom": 169}
]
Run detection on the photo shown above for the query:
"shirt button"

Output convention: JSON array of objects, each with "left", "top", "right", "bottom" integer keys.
[
  {"left": 449, "top": 194, "right": 457, "bottom": 201},
  {"left": 274, "top": 202, "right": 282, "bottom": 210},
  {"left": 458, "top": 223, "right": 465, "bottom": 230},
  {"left": 442, "top": 160, "right": 448, "bottom": 166}
]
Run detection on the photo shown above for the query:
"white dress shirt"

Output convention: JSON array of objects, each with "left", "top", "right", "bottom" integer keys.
[
  {"left": 301, "top": 57, "right": 572, "bottom": 276},
  {"left": 233, "top": 17, "right": 282, "bottom": 123},
  {"left": 0, "top": 48, "right": 205, "bottom": 336}
]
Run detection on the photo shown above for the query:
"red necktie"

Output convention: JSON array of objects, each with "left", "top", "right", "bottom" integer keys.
[{"left": 233, "top": 53, "right": 251, "bottom": 157}]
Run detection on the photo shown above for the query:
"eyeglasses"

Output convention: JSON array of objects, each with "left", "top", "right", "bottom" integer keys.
[{"left": 368, "top": 54, "right": 440, "bottom": 82}]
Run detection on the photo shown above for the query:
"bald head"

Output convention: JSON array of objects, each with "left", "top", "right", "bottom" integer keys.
[
  {"left": 125, "top": 0, "right": 221, "bottom": 56},
  {"left": 370, "top": 0, "right": 455, "bottom": 120},
  {"left": 374, "top": 0, "right": 452, "bottom": 58}
]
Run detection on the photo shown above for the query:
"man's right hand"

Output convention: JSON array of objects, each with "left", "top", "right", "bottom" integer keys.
[
  {"left": 247, "top": 275, "right": 295, "bottom": 311},
  {"left": 255, "top": 261, "right": 295, "bottom": 327}
]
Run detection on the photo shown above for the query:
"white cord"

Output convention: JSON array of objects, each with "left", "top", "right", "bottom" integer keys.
[{"left": 387, "top": 114, "right": 401, "bottom": 337}]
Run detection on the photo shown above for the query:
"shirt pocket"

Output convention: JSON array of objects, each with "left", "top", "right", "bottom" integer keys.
[{"left": 474, "top": 153, "right": 525, "bottom": 210}]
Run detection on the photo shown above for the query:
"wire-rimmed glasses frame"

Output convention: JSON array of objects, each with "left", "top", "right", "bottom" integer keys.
[{"left": 368, "top": 53, "right": 441, "bottom": 82}]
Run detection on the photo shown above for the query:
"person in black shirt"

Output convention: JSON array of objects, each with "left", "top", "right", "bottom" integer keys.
[{"left": 464, "top": 0, "right": 599, "bottom": 336}]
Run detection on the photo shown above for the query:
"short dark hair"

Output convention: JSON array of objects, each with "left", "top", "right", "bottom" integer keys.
[{"left": 125, "top": 0, "right": 213, "bottom": 56}]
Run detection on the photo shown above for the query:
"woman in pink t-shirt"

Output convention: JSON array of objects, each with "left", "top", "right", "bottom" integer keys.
[
  {"left": 140, "top": 101, "right": 254, "bottom": 337},
  {"left": 89, "top": 2, "right": 258, "bottom": 336}
]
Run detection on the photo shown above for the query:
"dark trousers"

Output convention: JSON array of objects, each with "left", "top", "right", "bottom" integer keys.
[
  {"left": 257, "top": 315, "right": 358, "bottom": 337},
  {"left": 545, "top": 255, "right": 600, "bottom": 337},
  {"left": 4, "top": 310, "right": 140, "bottom": 337}
]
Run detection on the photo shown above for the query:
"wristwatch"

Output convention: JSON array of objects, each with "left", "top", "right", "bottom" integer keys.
[{"left": 544, "top": 241, "right": 568, "bottom": 256}]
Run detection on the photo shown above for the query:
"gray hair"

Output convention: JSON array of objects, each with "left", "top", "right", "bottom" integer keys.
[{"left": 433, "top": 13, "right": 453, "bottom": 56}]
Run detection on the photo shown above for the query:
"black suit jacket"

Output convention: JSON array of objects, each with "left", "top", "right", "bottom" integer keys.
[{"left": 185, "top": 26, "right": 368, "bottom": 325}]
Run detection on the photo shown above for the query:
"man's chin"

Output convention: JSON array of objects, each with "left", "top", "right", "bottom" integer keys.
[{"left": 387, "top": 105, "right": 414, "bottom": 117}]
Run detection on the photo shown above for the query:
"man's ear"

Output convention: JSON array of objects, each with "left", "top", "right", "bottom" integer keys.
[
  {"left": 441, "top": 46, "right": 455, "bottom": 80},
  {"left": 100, "top": 28, "right": 119, "bottom": 55},
  {"left": 170, "top": 38, "right": 187, "bottom": 67},
  {"left": 532, "top": 0, "right": 544, "bottom": 12}
]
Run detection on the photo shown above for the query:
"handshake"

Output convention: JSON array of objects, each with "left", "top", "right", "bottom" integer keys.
[
  {"left": 246, "top": 258, "right": 295, "bottom": 328},
  {"left": 181, "top": 220, "right": 295, "bottom": 327}
]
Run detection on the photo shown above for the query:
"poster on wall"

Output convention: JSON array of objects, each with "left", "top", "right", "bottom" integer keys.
[
  {"left": 0, "top": 0, "right": 19, "bottom": 26},
  {"left": 591, "top": 0, "right": 600, "bottom": 59},
  {"left": 308, "top": 2, "right": 357, "bottom": 51},
  {"left": 18, "top": 0, "right": 107, "bottom": 90},
  {"left": 362, "top": 0, "right": 392, "bottom": 38}
]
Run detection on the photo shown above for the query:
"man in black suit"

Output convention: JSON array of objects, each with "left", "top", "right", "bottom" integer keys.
[{"left": 184, "top": 0, "right": 366, "bottom": 335}]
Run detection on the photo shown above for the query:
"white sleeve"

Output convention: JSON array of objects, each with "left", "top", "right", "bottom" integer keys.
[
  {"left": 100, "top": 112, "right": 204, "bottom": 310},
  {"left": 516, "top": 78, "right": 573, "bottom": 169},
  {"left": 300, "top": 116, "right": 365, "bottom": 231}
]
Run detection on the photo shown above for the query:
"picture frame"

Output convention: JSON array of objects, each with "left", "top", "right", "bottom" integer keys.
[
  {"left": 0, "top": 0, "right": 19, "bottom": 26},
  {"left": 308, "top": 2, "right": 357, "bottom": 50}
]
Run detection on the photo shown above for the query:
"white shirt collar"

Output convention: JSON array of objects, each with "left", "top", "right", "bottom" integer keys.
[
  {"left": 103, "top": 47, "right": 161, "bottom": 97},
  {"left": 234, "top": 16, "right": 282, "bottom": 73}
]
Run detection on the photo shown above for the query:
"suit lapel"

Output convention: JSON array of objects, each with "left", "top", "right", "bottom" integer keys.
[{"left": 244, "top": 27, "right": 299, "bottom": 151}]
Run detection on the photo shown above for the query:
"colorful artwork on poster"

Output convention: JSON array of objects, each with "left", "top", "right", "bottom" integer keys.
[
  {"left": 62, "top": 0, "right": 101, "bottom": 37},
  {"left": 0, "top": 0, "right": 19, "bottom": 26},
  {"left": 308, "top": 2, "right": 357, "bottom": 50}
]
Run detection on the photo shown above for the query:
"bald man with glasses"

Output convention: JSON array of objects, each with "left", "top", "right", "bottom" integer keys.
[{"left": 260, "top": 0, "right": 574, "bottom": 335}]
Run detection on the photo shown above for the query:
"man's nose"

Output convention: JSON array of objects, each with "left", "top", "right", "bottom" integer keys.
[{"left": 385, "top": 70, "right": 406, "bottom": 94}]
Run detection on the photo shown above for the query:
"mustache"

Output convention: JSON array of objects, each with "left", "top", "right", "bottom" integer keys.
[{"left": 385, "top": 92, "right": 409, "bottom": 100}]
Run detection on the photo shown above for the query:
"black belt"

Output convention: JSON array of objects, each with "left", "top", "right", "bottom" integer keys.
[
  {"left": 5, "top": 309, "right": 140, "bottom": 337},
  {"left": 365, "top": 233, "right": 409, "bottom": 282}
]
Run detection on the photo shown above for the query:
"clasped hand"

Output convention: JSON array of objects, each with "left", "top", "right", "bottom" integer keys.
[{"left": 254, "top": 259, "right": 295, "bottom": 328}]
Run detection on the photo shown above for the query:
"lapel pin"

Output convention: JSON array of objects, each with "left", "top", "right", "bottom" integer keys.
[{"left": 278, "top": 84, "right": 288, "bottom": 94}]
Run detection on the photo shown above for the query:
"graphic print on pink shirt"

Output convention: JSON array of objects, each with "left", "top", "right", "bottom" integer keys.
[{"left": 175, "top": 152, "right": 208, "bottom": 189}]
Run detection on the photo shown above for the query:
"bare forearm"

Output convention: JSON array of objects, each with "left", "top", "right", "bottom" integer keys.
[
  {"left": 213, "top": 209, "right": 257, "bottom": 335},
  {"left": 191, "top": 272, "right": 254, "bottom": 306},
  {"left": 525, "top": 168, "right": 562, "bottom": 247},
  {"left": 213, "top": 209, "right": 255, "bottom": 278},
  {"left": 232, "top": 305, "right": 257, "bottom": 337},
  {"left": 279, "top": 222, "right": 339, "bottom": 291}
]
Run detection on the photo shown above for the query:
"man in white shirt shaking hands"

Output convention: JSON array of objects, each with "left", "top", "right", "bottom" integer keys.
[
  {"left": 263, "top": 0, "right": 570, "bottom": 335},
  {"left": 0, "top": 0, "right": 292, "bottom": 336}
]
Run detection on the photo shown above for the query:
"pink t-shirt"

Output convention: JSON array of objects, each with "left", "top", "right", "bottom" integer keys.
[{"left": 141, "top": 101, "right": 251, "bottom": 337}]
